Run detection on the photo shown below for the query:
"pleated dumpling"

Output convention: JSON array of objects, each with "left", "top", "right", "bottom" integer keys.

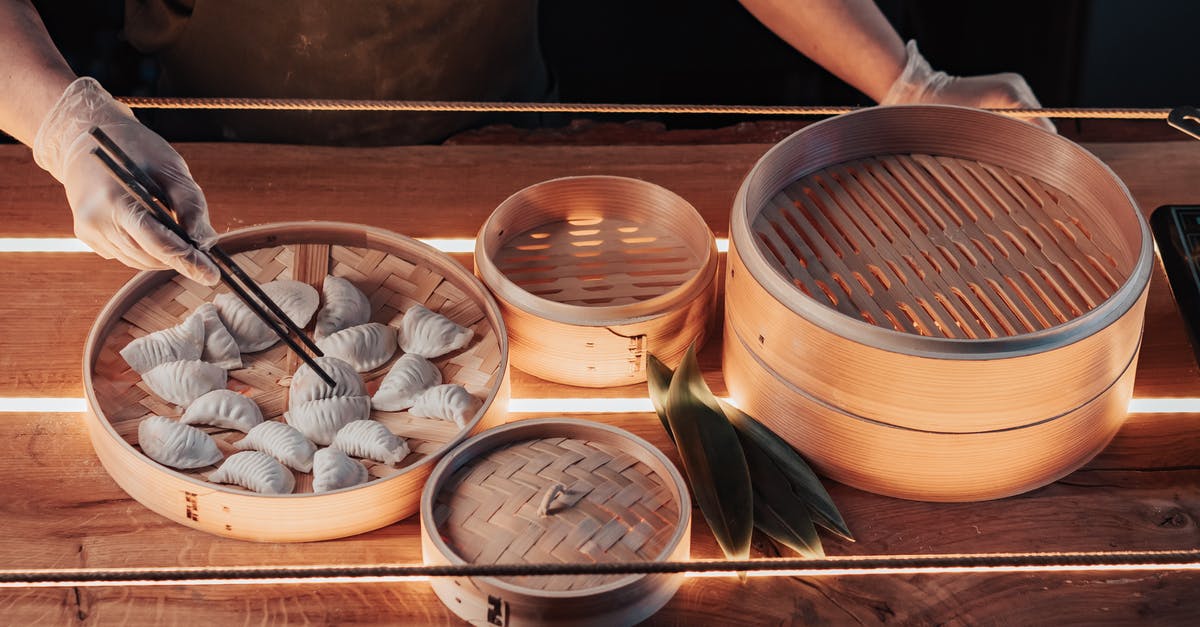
[
  {"left": 289, "top": 356, "right": 366, "bottom": 406},
  {"left": 312, "top": 447, "right": 370, "bottom": 493},
  {"left": 408, "top": 384, "right": 481, "bottom": 428},
  {"left": 399, "top": 304, "right": 473, "bottom": 358},
  {"left": 120, "top": 313, "right": 203, "bottom": 374},
  {"left": 331, "top": 420, "right": 410, "bottom": 465},
  {"left": 188, "top": 303, "right": 242, "bottom": 370},
  {"left": 209, "top": 451, "right": 295, "bottom": 495},
  {"left": 142, "top": 359, "right": 227, "bottom": 407},
  {"left": 372, "top": 353, "right": 442, "bottom": 411},
  {"left": 138, "top": 416, "right": 223, "bottom": 469},
  {"left": 314, "top": 275, "right": 371, "bottom": 340},
  {"left": 285, "top": 394, "right": 371, "bottom": 445},
  {"left": 180, "top": 389, "right": 263, "bottom": 433},
  {"left": 315, "top": 322, "right": 397, "bottom": 372},
  {"left": 234, "top": 420, "right": 316, "bottom": 472},
  {"left": 213, "top": 280, "right": 319, "bottom": 353}
]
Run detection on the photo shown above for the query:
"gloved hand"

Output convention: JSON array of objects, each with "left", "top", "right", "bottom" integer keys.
[
  {"left": 880, "top": 41, "right": 1056, "bottom": 133},
  {"left": 33, "top": 77, "right": 220, "bottom": 285}
]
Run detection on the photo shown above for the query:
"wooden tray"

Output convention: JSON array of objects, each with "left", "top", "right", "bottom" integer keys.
[
  {"left": 83, "top": 222, "right": 510, "bottom": 541},
  {"left": 420, "top": 418, "right": 690, "bottom": 626},
  {"left": 725, "top": 105, "right": 1153, "bottom": 501},
  {"left": 475, "top": 176, "right": 718, "bottom": 387}
]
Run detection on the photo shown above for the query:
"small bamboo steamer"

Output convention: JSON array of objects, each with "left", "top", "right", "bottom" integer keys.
[
  {"left": 82, "top": 222, "right": 510, "bottom": 541},
  {"left": 475, "top": 176, "right": 718, "bottom": 387},
  {"left": 420, "top": 418, "right": 691, "bottom": 627},
  {"left": 725, "top": 105, "right": 1153, "bottom": 501}
]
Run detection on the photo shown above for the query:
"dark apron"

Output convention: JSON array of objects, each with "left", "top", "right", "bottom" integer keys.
[{"left": 125, "top": 0, "right": 548, "bottom": 144}]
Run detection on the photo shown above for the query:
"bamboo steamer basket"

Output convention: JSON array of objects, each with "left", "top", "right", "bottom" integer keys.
[
  {"left": 475, "top": 176, "right": 718, "bottom": 387},
  {"left": 421, "top": 418, "right": 690, "bottom": 626},
  {"left": 725, "top": 105, "right": 1153, "bottom": 501},
  {"left": 83, "top": 222, "right": 510, "bottom": 541}
]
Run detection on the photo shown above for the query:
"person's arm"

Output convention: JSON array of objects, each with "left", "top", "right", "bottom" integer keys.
[
  {"left": 0, "top": 0, "right": 76, "bottom": 145},
  {"left": 739, "top": 0, "right": 1055, "bottom": 131},
  {"left": 738, "top": 0, "right": 906, "bottom": 102},
  {"left": 0, "top": 0, "right": 219, "bottom": 284}
]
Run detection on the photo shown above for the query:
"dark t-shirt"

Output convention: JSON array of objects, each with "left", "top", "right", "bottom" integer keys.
[{"left": 124, "top": 0, "right": 549, "bottom": 144}]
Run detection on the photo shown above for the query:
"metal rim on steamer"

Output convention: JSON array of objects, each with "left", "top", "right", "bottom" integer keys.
[{"left": 731, "top": 104, "right": 1153, "bottom": 360}]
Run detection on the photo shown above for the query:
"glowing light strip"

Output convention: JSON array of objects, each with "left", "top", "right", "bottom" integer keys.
[
  {"left": 0, "top": 238, "right": 92, "bottom": 252},
  {"left": 0, "top": 237, "right": 733, "bottom": 255},
  {"left": 3, "top": 396, "right": 1200, "bottom": 414}
]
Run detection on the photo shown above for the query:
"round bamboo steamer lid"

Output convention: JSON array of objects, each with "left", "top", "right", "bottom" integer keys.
[
  {"left": 420, "top": 418, "right": 691, "bottom": 626},
  {"left": 475, "top": 175, "right": 718, "bottom": 387},
  {"left": 82, "top": 222, "right": 510, "bottom": 542},
  {"left": 725, "top": 105, "right": 1152, "bottom": 500}
]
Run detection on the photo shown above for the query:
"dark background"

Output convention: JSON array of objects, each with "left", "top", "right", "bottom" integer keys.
[{"left": 26, "top": 0, "right": 1200, "bottom": 139}]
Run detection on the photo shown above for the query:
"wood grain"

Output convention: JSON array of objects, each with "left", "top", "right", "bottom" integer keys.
[{"left": 1, "top": 140, "right": 1199, "bottom": 623}]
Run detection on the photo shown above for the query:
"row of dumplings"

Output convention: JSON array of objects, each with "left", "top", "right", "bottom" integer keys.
[{"left": 123, "top": 274, "right": 484, "bottom": 495}]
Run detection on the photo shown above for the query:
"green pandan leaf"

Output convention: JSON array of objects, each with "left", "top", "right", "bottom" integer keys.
[
  {"left": 753, "top": 489, "right": 823, "bottom": 559},
  {"left": 664, "top": 345, "right": 753, "bottom": 561},
  {"left": 647, "top": 353, "right": 674, "bottom": 444},
  {"left": 721, "top": 400, "right": 853, "bottom": 542}
]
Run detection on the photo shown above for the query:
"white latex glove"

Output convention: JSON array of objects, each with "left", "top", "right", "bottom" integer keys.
[
  {"left": 33, "top": 77, "right": 220, "bottom": 285},
  {"left": 880, "top": 41, "right": 1056, "bottom": 133}
]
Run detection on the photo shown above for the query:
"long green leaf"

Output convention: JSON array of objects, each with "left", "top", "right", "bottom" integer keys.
[
  {"left": 646, "top": 353, "right": 674, "bottom": 444},
  {"left": 753, "top": 489, "right": 823, "bottom": 559},
  {"left": 744, "top": 437, "right": 824, "bottom": 557},
  {"left": 665, "top": 345, "right": 753, "bottom": 561},
  {"left": 721, "top": 400, "right": 853, "bottom": 542}
]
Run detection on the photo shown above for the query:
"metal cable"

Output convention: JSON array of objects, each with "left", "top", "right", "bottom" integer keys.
[
  {"left": 3, "top": 550, "right": 1198, "bottom": 587},
  {"left": 115, "top": 97, "right": 1171, "bottom": 120}
]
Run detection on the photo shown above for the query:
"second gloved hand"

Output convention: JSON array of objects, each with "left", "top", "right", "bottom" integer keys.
[
  {"left": 33, "top": 77, "right": 220, "bottom": 285},
  {"left": 881, "top": 41, "right": 1056, "bottom": 133}
]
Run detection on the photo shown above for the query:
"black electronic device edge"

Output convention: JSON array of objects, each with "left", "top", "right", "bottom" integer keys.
[{"left": 1149, "top": 204, "right": 1200, "bottom": 371}]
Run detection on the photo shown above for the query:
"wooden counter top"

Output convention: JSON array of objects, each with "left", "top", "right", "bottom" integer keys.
[{"left": 1, "top": 139, "right": 1198, "bottom": 624}]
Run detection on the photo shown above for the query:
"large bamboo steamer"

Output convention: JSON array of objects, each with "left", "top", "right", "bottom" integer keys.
[
  {"left": 420, "top": 418, "right": 691, "bottom": 626},
  {"left": 83, "top": 222, "right": 510, "bottom": 541},
  {"left": 475, "top": 176, "right": 718, "bottom": 387},
  {"left": 725, "top": 105, "right": 1152, "bottom": 501}
]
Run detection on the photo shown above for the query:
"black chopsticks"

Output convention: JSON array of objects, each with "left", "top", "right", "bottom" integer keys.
[{"left": 89, "top": 127, "right": 336, "bottom": 387}]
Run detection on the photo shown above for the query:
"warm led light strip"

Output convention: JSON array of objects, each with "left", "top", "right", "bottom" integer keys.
[
  {"left": 0, "top": 238, "right": 731, "bottom": 254},
  {"left": 2, "top": 397, "right": 1199, "bottom": 414},
  {"left": 2, "top": 550, "right": 1197, "bottom": 588}
]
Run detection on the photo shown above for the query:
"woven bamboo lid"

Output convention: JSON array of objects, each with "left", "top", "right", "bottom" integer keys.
[{"left": 421, "top": 418, "right": 690, "bottom": 593}]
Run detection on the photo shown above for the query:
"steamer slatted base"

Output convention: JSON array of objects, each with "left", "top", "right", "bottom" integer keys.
[
  {"left": 477, "top": 176, "right": 718, "bottom": 387},
  {"left": 84, "top": 222, "right": 509, "bottom": 541},
  {"left": 727, "top": 106, "right": 1153, "bottom": 501},
  {"left": 421, "top": 419, "right": 690, "bottom": 627}
]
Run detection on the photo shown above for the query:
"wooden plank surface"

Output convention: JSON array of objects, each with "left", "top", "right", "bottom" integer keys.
[{"left": 1, "top": 141, "right": 1199, "bottom": 624}]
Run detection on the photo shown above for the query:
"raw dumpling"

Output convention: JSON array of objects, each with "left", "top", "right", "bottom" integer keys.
[
  {"left": 180, "top": 389, "right": 263, "bottom": 433},
  {"left": 372, "top": 353, "right": 442, "bottom": 411},
  {"left": 138, "top": 415, "right": 223, "bottom": 469},
  {"left": 119, "top": 313, "right": 204, "bottom": 374},
  {"left": 289, "top": 356, "right": 366, "bottom": 406},
  {"left": 331, "top": 420, "right": 410, "bottom": 465},
  {"left": 314, "top": 275, "right": 371, "bottom": 340},
  {"left": 213, "top": 280, "right": 319, "bottom": 353},
  {"left": 399, "top": 304, "right": 473, "bottom": 358},
  {"left": 315, "top": 322, "right": 397, "bottom": 372},
  {"left": 209, "top": 451, "right": 295, "bottom": 495},
  {"left": 188, "top": 303, "right": 242, "bottom": 370},
  {"left": 142, "top": 359, "right": 227, "bottom": 406},
  {"left": 312, "top": 447, "right": 370, "bottom": 493},
  {"left": 234, "top": 420, "right": 316, "bottom": 472},
  {"left": 285, "top": 394, "right": 371, "bottom": 445},
  {"left": 408, "top": 384, "right": 481, "bottom": 428}
]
